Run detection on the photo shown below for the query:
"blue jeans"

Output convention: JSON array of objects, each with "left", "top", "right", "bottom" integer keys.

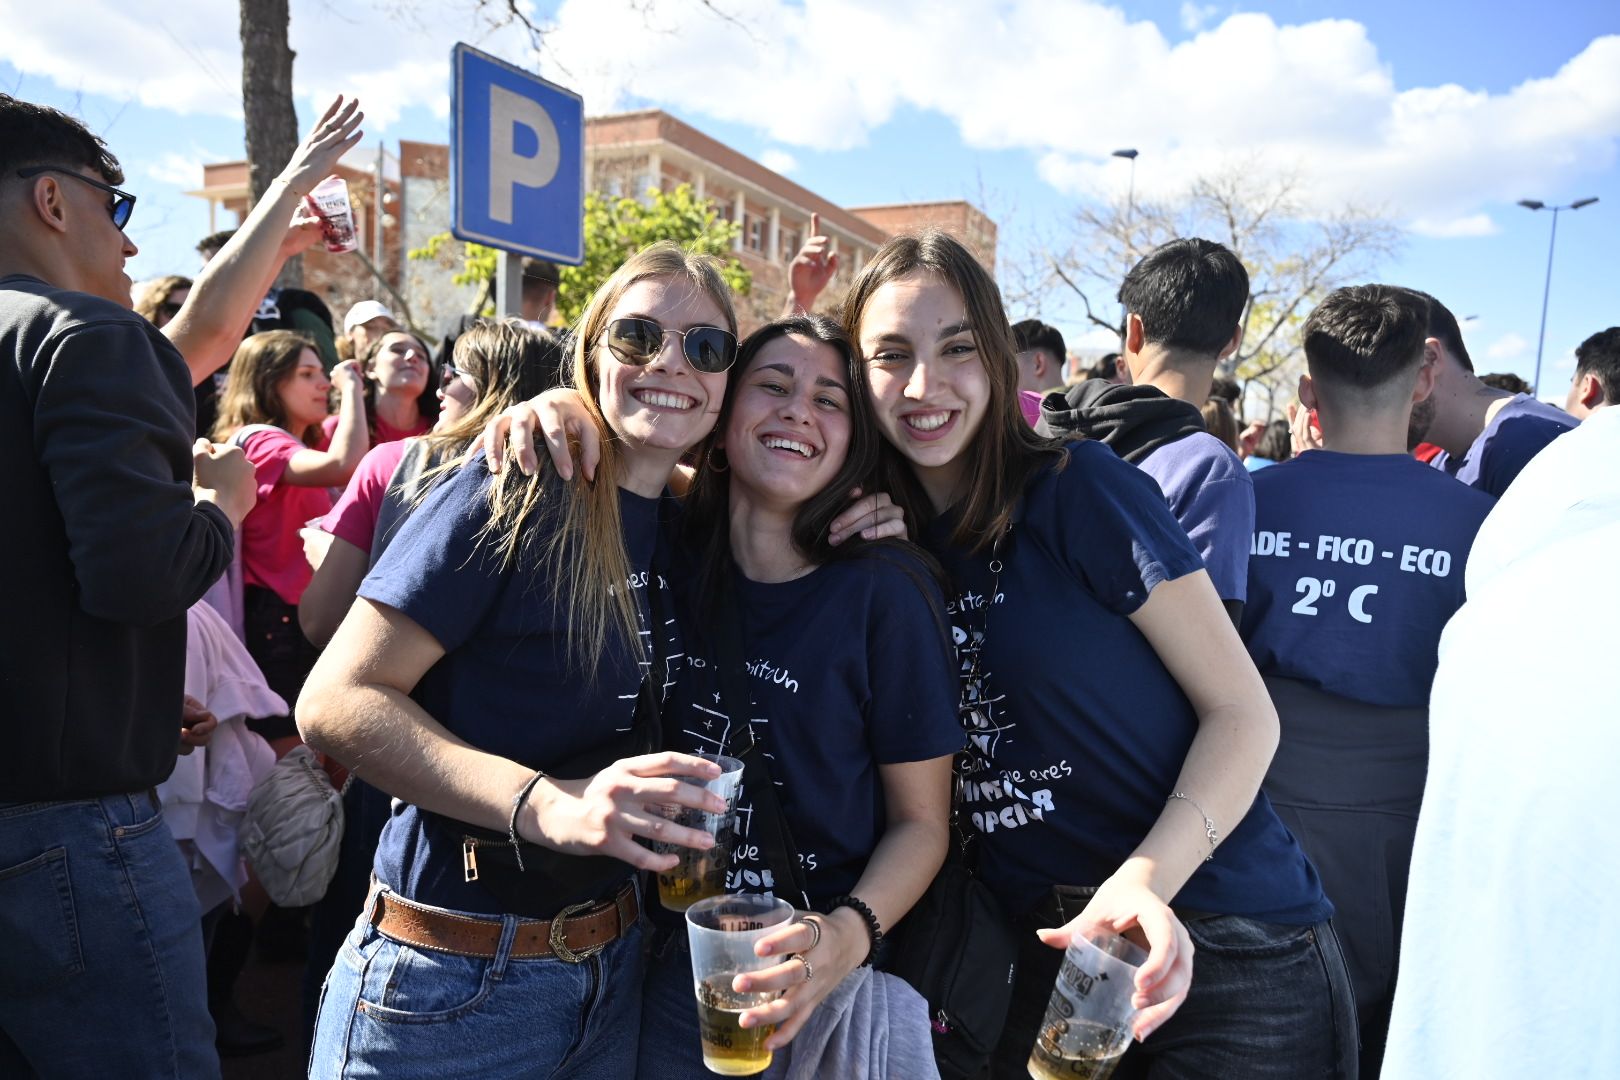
[
  {"left": 995, "top": 904, "right": 1359, "bottom": 1079},
  {"left": 0, "top": 793, "right": 217, "bottom": 1079},
  {"left": 311, "top": 884, "right": 646, "bottom": 1079}
]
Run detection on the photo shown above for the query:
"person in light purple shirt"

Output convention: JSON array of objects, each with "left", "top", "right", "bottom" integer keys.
[
  {"left": 1036, "top": 238, "right": 1255, "bottom": 622},
  {"left": 1402, "top": 288, "right": 1576, "bottom": 498}
]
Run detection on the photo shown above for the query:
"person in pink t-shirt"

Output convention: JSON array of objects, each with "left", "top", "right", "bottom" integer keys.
[
  {"left": 213, "top": 329, "right": 368, "bottom": 743},
  {"left": 299, "top": 321, "right": 562, "bottom": 646},
  {"left": 321, "top": 328, "right": 437, "bottom": 449}
]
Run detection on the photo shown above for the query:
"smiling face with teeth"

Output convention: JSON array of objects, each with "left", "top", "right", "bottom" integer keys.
[
  {"left": 858, "top": 270, "right": 990, "bottom": 509},
  {"left": 721, "top": 332, "right": 853, "bottom": 511},
  {"left": 593, "top": 275, "right": 730, "bottom": 475}
]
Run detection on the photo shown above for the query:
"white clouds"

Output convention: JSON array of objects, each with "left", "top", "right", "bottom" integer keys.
[
  {"left": 546, "top": 0, "right": 1620, "bottom": 231},
  {"left": 1179, "top": 2, "right": 1219, "bottom": 32},
  {"left": 3, "top": 0, "right": 1616, "bottom": 240},
  {"left": 760, "top": 149, "right": 799, "bottom": 175},
  {"left": 1487, "top": 332, "right": 1531, "bottom": 362},
  {"left": 1411, "top": 213, "right": 1499, "bottom": 239},
  {"left": 0, "top": 0, "right": 532, "bottom": 132},
  {"left": 145, "top": 151, "right": 205, "bottom": 187}
]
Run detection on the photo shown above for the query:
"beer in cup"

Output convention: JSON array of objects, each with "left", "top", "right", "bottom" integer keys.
[
  {"left": 1027, "top": 929, "right": 1147, "bottom": 1080},
  {"left": 656, "top": 752, "right": 744, "bottom": 912},
  {"left": 684, "top": 893, "right": 794, "bottom": 1076}
]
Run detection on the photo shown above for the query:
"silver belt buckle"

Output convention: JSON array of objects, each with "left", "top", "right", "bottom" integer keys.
[{"left": 549, "top": 899, "right": 609, "bottom": 963}]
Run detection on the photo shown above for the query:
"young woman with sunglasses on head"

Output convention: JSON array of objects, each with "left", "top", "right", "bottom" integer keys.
[
  {"left": 211, "top": 329, "right": 368, "bottom": 750},
  {"left": 297, "top": 244, "right": 742, "bottom": 1079},
  {"left": 843, "top": 233, "right": 1353, "bottom": 1078}
]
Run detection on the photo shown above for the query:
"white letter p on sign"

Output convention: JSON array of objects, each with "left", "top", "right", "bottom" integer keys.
[{"left": 488, "top": 84, "right": 559, "bottom": 224}]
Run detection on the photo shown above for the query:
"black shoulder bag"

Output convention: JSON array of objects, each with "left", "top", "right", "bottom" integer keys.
[
  {"left": 708, "top": 575, "right": 813, "bottom": 909},
  {"left": 886, "top": 527, "right": 1020, "bottom": 1080}
]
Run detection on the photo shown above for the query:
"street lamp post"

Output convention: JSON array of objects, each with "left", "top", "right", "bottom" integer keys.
[
  {"left": 1517, "top": 196, "right": 1599, "bottom": 396},
  {"left": 1112, "top": 149, "right": 1139, "bottom": 337}
]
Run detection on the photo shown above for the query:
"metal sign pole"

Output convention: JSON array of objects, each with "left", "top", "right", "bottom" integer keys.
[{"left": 495, "top": 250, "right": 522, "bottom": 319}]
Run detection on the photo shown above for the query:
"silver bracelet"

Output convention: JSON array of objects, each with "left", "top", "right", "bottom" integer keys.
[{"left": 1168, "top": 791, "right": 1219, "bottom": 862}]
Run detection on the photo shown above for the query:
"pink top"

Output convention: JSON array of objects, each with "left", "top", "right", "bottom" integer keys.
[
  {"left": 320, "top": 439, "right": 409, "bottom": 555},
  {"left": 1018, "top": 389, "right": 1043, "bottom": 427},
  {"left": 239, "top": 429, "right": 334, "bottom": 606},
  {"left": 321, "top": 410, "right": 430, "bottom": 449}
]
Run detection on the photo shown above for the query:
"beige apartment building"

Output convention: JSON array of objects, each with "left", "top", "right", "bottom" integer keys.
[{"left": 190, "top": 109, "right": 996, "bottom": 336}]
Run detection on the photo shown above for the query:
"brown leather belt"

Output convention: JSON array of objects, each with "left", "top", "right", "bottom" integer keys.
[{"left": 370, "top": 881, "right": 639, "bottom": 963}]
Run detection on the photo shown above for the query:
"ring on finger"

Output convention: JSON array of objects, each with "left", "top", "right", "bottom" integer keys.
[
  {"left": 799, "top": 914, "right": 823, "bottom": 951},
  {"left": 799, "top": 955, "right": 814, "bottom": 982}
]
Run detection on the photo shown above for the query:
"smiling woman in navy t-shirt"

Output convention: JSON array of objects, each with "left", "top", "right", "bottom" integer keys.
[
  {"left": 637, "top": 316, "right": 962, "bottom": 1076},
  {"left": 841, "top": 232, "right": 1353, "bottom": 1079},
  {"left": 296, "top": 245, "right": 743, "bottom": 1079}
]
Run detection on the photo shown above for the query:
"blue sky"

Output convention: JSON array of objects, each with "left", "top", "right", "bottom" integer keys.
[{"left": 4, "top": 0, "right": 1614, "bottom": 397}]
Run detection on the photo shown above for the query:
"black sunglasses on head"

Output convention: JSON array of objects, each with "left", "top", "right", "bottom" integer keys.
[
  {"left": 15, "top": 166, "right": 137, "bottom": 230},
  {"left": 604, "top": 317, "right": 737, "bottom": 374}
]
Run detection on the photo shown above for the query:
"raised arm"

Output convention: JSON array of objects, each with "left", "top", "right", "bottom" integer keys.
[
  {"left": 165, "top": 97, "right": 365, "bottom": 385},
  {"left": 282, "top": 360, "right": 368, "bottom": 488},
  {"left": 781, "top": 212, "right": 839, "bottom": 317}
]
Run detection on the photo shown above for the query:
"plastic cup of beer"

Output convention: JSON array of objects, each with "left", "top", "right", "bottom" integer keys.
[
  {"left": 308, "top": 175, "right": 359, "bottom": 253},
  {"left": 1027, "top": 929, "right": 1148, "bottom": 1080},
  {"left": 655, "top": 752, "right": 744, "bottom": 912},
  {"left": 685, "top": 893, "right": 794, "bottom": 1076}
]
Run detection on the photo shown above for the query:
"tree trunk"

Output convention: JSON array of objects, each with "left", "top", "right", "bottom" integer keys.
[{"left": 239, "top": 0, "right": 301, "bottom": 287}]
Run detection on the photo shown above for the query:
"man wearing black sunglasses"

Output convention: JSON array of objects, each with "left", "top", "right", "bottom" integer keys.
[{"left": 0, "top": 93, "right": 258, "bottom": 1077}]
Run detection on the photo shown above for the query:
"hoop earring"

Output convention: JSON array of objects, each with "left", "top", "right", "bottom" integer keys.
[{"left": 706, "top": 446, "right": 729, "bottom": 473}]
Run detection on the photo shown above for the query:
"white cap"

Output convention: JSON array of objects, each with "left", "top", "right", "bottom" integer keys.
[{"left": 343, "top": 300, "right": 395, "bottom": 333}]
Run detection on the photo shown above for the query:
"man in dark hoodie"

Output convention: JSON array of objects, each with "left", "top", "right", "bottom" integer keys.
[{"left": 1037, "top": 237, "right": 1254, "bottom": 621}]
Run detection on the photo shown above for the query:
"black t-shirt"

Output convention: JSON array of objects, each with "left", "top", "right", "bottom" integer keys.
[{"left": 1, "top": 274, "right": 233, "bottom": 799}]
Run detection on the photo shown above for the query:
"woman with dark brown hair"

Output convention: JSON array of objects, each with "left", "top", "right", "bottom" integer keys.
[
  {"left": 211, "top": 329, "right": 367, "bottom": 742},
  {"left": 841, "top": 231, "right": 1352, "bottom": 1079}
]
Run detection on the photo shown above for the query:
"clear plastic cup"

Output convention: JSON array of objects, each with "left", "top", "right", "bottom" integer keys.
[
  {"left": 685, "top": 893, "right": 794, "bottom": 1076},
  {"left": 308, "top": 175, "right": 359, "bottom": 254},
  {"left": 1026, "top": 930, "right": 1147, "bottom": 1080},
  {"left": 655, "top": 752, "right": 744, "bottom": 912}
]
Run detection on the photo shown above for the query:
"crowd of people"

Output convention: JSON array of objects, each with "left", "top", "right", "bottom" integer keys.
[{"left": 2, "top": 82, "right": 1617, "bottom": 1080}]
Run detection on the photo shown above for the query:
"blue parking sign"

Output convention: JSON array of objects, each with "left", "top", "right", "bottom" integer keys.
[{"left": 451, "top": 43, "right": 584, "bottom": 264}]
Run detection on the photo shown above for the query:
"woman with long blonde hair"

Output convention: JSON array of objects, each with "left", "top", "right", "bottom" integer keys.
[{"left": 298, "top": 244, "right": 741, "bottom": 1077}]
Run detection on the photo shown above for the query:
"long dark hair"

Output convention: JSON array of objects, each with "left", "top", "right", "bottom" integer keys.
[
  {"left": 841, "top": 231, "right": 1064, "bottom": 553},
  {"left": 360, "top": 329, "right": 440, "bottom": 439},
  {"left": 211, "top": 330, "right": 321, "bottom": 446},
  {"left": 683, "top": 314, "right": 945, "bottom": 619}
]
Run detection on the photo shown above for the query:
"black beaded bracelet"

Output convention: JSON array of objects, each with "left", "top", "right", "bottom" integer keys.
[
  {"left": 828, "top": 894, "right": 883, "bottom": 967},
  {"left": 507, "top": 768, "right": 549, "bottom": 872}
]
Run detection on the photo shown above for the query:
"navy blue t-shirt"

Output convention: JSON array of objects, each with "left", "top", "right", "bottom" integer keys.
[
  {"left": 1432, "top": 394, "right": 1576, "bottom": 498},
  {"left": 662, "top": 547, "right": 963, "bottom": 910},
  {"left": 359, "top": 460, "right": 675, "bottom": 914},
  {"left": 925, "top": 441, "right": 1330, "bottom": 923},
  {"left": 1243, "top": 451, "right": 1494, "bottom": 708}
]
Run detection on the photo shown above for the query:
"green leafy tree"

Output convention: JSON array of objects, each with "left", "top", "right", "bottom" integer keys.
[{"left": 409, "top": 184, "right": 750, "bottom": 323}]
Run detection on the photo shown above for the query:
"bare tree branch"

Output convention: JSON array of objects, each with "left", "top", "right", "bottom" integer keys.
[{"left": 1046, "top": 258, "right": 1121, "bottom": 334}]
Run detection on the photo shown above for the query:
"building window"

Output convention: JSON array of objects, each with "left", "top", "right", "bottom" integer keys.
[
  {"left": 781, "top": 230, "right": 800, "bottom": 258},
  {"left": 748, "top": 217, "right": 764, "bottom": 252}
]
